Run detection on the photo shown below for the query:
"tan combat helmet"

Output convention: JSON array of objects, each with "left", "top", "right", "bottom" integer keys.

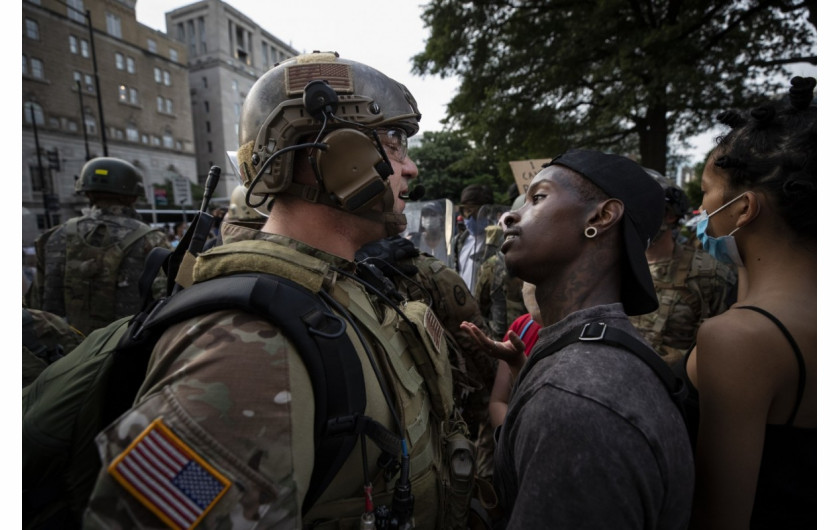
[{"left": 236, "top": 51, "right": 420, "bottom": 233}]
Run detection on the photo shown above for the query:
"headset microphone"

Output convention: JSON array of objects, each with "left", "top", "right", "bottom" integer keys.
[{"left": 400, "top": 185, "right": 425, "bottom": 201}]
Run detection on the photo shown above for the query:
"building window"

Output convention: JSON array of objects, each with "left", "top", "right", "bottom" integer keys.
[
  {"left": 206, "top": 121, "right": 211, "bottom": 132},
  {"left": 30, "top": 58, "right": 44, "bottom": 79},
  {"left": 169, "top": 48, "right": 178, "bottom": 62},
  {"left": 154, "top": 67, "right": 162, "bottom": 83},
  {"left": 25, "top": 19, "right": 39, "bottom": 40},
  {"left": 148, "top": 39, "right": 157, "bottom": 53},
  {"left": 262, "top": 42, "right": 269, "bottom": 67},
  {"left": 69, "top": 35, "right": 78, "bottom": 54},
  {"left": 129, "top": 87, "right": 138, "bottom": 104},
  {"left": 112, "top": 128, "right": 124, "bottom": 140},
  {"left": 67, "top": 0, "right": 85, "bottom": 24},
  {"left": 207, "top": 141, "right": 213, "bottom": 153},
  {"left": 80, "top": 39, "right": 89, "bottom": 58},
  {"left": 156, "top": 96, "right": 164, "bottom": 112},
  {"left": 202, "top": 77, "right": 208, "bottom": 88},
  {"left": 126, "top": 57, "right": 135, "bottom": 74},
  {"left": 84, "top": 73, "right": 95, "bottom": 92},
  {"left": 141, "top": 134, "right": 149, "bottom": 144},
  {"left": 24, "top": 102, "right": 44, "bottom": 125},
  {"left": 84, "top": 113, "right": 96, "bottom": 134},
  {"left": 163, "top": 70, "right": 171, "bottom": 86},
  {"left": 152, "top": 136, "right": 161, "bottom": 146},
  {"left": 126, "top": 125, "right": 139, "bottom": 142},
  {"left": 165, "top": 98, "right": 173, "bottom": 114},
  {"left": 204, "top": 101, "right": 209, "bottom": 112},
  {"left": 115, "top": 52, "right": 125, "bottom": 70},
  {"left": 163, "top": 133, "right": 174, "bottom": 149},
  {"left": 22, "top": 55, "right": 27, "bottom": 75},
  {"left": 106, "top": 13, "right": 121, "bottom": 38},
  {"left": 198, "top": 17, "right": 206, "bottom": 53},
  {"left": 177, "top": 23, "right": 185, "bottom": 43},
  {"left": 30, "top": 165, "right": 44, "bottom": 191},
  {"left": 63, "top": 118, "right": 78, "bottom": 132},
  {"left": 118, "top": 85, "right": 128, "bottom": 102},
  {"left": 187, "top": 19, "right": 196, "bottom": 56},
  {"left": 176, "top": 141, "right": 183, "bottom": 150}
]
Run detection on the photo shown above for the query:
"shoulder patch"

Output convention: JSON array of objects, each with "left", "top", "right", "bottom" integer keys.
[
  {"left": 108, "top": 418, "right": 231, "bottom": 530},
  {"left": 453, "top": 284, "right": 467, "bottom": 306}
]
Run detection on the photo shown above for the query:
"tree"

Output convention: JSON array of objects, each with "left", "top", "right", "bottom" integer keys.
[
  {"left": 413, "top": 0, "right": 815, "bottom": 174},
  {"left": 409, "top": 129, "right": 507, "bottom": 202}
]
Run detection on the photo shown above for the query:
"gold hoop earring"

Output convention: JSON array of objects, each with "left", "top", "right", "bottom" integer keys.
[{"left": 584, "top": 226, "right": 598, "bottom": 238}]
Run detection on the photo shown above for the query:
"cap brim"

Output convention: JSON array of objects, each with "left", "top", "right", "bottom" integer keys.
[{"left": 621, "top": 218, "right": 659, "bottom": 316}]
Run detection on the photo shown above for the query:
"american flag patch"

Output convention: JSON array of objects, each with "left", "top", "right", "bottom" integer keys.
[{"left": 108, "top": 418, "right": 231, "bottom": 530}]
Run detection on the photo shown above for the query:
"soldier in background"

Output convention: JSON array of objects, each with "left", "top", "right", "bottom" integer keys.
[
  {"left": 628, "top": 170, "right": 737, "bottom": 364},
  {"left": 22, "top": 307, "right": 84, "bottom": 387},
  {"left": 473, "top": 215, "right": 525, "bottom": 341},
  {"left": 26, "top": 157, "right": 171, "bottom": 335}
]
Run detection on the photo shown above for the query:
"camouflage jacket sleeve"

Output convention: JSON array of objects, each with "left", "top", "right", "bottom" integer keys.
[{"left": 83, "top": 309, "right": 311, "bottom": 530}]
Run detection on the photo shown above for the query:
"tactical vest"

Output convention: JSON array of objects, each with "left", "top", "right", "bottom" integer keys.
[
  {"left": 61, "top": 217, "right": 153, "bottom": 334},
  {"left": 629, "top": 244, "right": 731, "bottom": 360},
  {"left": 192, "top": 240, "right": 474, "bottom": 529}
]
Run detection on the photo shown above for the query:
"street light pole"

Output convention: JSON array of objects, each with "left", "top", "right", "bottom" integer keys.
[
  {"left": 85, "top": 9, "right": 108, "bottom": 156},
  {"left": 28, "top": 102, "right": 52, "bottom": 229},
  {"left": 76, "top": 80, "right": 91, "bottom": 160}
]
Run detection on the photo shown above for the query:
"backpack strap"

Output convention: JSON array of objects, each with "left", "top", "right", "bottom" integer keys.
[
  {"left": 106, "top": 272, "right": 374, "bottom": 515},
  {"left": 519, "top": 321, "right": 687, "bottom": 420}
]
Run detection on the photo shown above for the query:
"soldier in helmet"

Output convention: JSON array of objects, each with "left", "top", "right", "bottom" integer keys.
[
  {"left": 26, "top": 157, "right": 170, "bottom": 335},
  {"left": 628, "top": 169, "right": 737, "bottom": 364},
  {"left": 85, "top": 52, "right": 474, "bottom": 529}
]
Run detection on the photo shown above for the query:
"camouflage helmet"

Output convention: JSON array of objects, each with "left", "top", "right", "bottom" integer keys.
[
  {"left": 75, "top": 157, "right": 144, "bottom": 196},
  {"left": 228, "top": 185, "right": 267, "bottom": 222},
  {"left": 237, "top": 51, "right": 421, "bottom": 197},
  {"left": 643, "top": 167, "right": 689, "bottom": 220}
]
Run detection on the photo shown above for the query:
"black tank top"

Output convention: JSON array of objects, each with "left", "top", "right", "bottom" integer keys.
[{"left": 673, "top": 306, "right": 816, "bottom": 529}]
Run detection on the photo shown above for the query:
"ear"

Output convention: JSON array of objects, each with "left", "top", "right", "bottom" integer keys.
[
  {"left": 734, "top": 191, "right": 761, "bottom": 228},
  {"left": 588, "top": 198, "right": 624, "bottom": 233}
]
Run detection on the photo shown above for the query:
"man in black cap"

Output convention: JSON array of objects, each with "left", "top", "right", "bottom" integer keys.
[{"left": 461, "top": 149, "right": 694, "bottom": 528}]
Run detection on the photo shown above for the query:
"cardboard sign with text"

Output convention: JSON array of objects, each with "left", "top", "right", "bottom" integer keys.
[{"left": 509, "top": 159, "right": 551, "bottom": 195}]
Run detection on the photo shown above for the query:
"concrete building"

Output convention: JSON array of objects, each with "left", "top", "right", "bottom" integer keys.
[
  {"left": 165, "top": 0, "right": 299, "bottom": 198},
  {"left": 22, "top": 0, "right": 196, "bottom": 247}
]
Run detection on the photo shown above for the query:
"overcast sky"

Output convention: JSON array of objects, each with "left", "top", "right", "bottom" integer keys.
[{"left": 135, "top": 0, "right": 459, "bottom": 136}]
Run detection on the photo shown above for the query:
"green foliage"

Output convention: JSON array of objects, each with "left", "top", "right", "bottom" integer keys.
[
  {"left": 409, "top": 129, "right": 511, "bottom": 202},
  {"left": 683, "top": 158, "right": 709, "bottom": 210},
  {"left": 414, "top": 0, "right": 815, "bottom": 175}
]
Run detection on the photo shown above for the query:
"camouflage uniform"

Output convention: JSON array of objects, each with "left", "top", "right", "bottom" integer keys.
[
  {"left": 628, "top": 242, "right": 737, "bottom": 363},
  {"left": 84, "top": 223, "right": 463, "bottom": 529},
  {"left": 22, "top": 307, "right": 84, "bottom": 387},
  {"left": 28, "top": 204, "right": 170, "bottom": 335},
  {"left": 472, "top": 226, "right": 525, "bottom": 341}
]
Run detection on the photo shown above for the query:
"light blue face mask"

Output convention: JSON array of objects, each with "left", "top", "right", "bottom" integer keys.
[
  {"left": 695, "top": 192, "right": 748, "bottom": 267},
  {"left": 464, "top": 217, "right": 488, "bottom": 236}
]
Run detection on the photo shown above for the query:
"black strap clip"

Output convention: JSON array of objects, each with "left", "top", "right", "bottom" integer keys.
[{"left": 579, "top": 322, "right": 607, "bottom": 341}]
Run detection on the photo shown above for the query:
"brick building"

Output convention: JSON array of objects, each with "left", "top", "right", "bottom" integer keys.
[{"left": 22, "top": 0, "right": 196, "bottom": 246}]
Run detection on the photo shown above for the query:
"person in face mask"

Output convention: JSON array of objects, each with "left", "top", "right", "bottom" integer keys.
[
  {"left": 674, "top": 77, "right": 817, "bottom": 530},
  {"left": 451, "top": 184, "right": 494, "bottom": 291}
]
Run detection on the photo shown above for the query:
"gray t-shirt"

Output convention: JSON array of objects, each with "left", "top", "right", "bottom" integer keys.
[{"left": 494, "top": 303, "right": 694, "bottom": 529}]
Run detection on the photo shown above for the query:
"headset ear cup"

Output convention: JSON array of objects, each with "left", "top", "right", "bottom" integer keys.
[{"left": 316, "top": 129, "right": 390, "bottom": 212}]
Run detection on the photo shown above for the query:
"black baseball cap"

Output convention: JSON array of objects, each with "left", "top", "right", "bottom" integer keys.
[{"left": 547, "top": 149, "right": 664, "bottom": 316}]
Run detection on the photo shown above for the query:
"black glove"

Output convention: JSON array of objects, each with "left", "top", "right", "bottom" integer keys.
[{"left": 355, "top": 236, "right": 420, "bottom": 279}]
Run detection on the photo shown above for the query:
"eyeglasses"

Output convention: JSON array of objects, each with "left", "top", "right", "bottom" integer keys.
[{"left": 376, "top": 128, "right": 408, "bottom": 162}]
